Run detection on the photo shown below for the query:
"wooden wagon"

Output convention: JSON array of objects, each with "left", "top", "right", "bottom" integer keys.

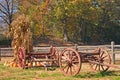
[
  {"left": 18, "top": 46, "right": 120, "bottom": 76},
  {"left": 18, "top": 46, "right": 59, "bottom": 69},
  {"left": 59, "top": 47, "right": 120, "bottom": 76}
]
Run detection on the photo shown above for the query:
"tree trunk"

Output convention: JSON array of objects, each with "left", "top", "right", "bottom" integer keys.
[
  {"left": 63, "top": 17, "right": 68, "bottom": 42},
  {"left": 63, "top": 27, "right": 68, "bottom": 42}
]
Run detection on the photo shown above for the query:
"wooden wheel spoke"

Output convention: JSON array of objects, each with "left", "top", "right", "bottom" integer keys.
[
  {"left": 70, "top": 66, "right": 72, "bottom": 75},
  {"left": 61, "top": 60, "right": 67, "bottom": 64},
  {"left": 70, "top": 51, "right": 73, "bottom": 60},
  {"left": 67, "top": 50, "right": 73, "bottom": 61},
  {"left": 64, "top": 53, "right": 69, "bottom": 60},
  {"left": 72, "top": 64, "right": 77, "bottom": 72},
  {"left": 63, "top": 64, "right": 68, "bottom": 70},
  {"left": 72, "top": 63, "right": 78, "bottom": 73},
  {"left": 65, "top": 66, "right": 69, "bottom": 74},
  {"left": 100, "top": 51, "right": 104, "bottom": 57},
  {"left": 95, "top": 64, "right": 98, "bottom": 70},
  {"left": 72, "top": 56, "right": 79, "bottom": 63},
  {"left": 101, "top": 65, "right": 105, "bottom": 71},
  {"left": 59, "top": 48, "right": 81, "bottom": 76},
  {"left": 90, "top": 62, "right": 95, "bottom": 67},
  {"left": 98, "top": 64, "right": 100, "bottom": 71},
  {"left": 72, "top": 61, "right": 79, "bottom": 63},
  {"left": 90, "top": 48, "right": 111, "bottom": 72},
  {"left": 72, "top": 56, "right": 77, "bottom": 61},
  {"left": 72, "top": 63, "right": 77, "bottom": 68},
  {"left": 101, "top": 55, "right": 108, "bottom": 59},
  {"left": 103, "top": 59, "right": 110, "bottom": 63},
  {"left": 62, "top": 56, "right": 68, "bottom": 61}
]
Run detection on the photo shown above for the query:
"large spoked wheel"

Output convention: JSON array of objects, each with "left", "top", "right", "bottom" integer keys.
[
  {"left": 89, "top": 48, "right": 111, "bottom": 72},
  {"left": 18, "top": 47, "right": 26, "bottom": 69},
  {"left": 59, "top": 48, "right": 81, "bottom": 76}
]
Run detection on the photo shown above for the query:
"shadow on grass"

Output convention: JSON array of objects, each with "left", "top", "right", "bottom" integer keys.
[{"left": 75, "top": 71, "right": 120, "bottom": 78}]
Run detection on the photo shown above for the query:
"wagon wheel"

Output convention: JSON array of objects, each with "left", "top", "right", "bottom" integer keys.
[
  {"left": 50, "top": 46, "right": 59, "bottom": 66},
  {"left": 59, "top": 48, "right": 81, "bottom": 76},
  {"left": 18, "top": 47, "right": 26, "bottom": 69},
  {"left": 89, "top": 48, "right": 111, "bottom": 72}
]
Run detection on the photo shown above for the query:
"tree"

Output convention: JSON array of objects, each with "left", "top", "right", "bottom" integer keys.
[
  {"left": 18, "top": 0, "right": 53, "bottom": 39},
  {"left": 91, "top": 0, "right": 120, "bottom": 43},
  {"left": 16, "top": 0, "right": 120, "bottom": 44},
  {"left": 0, "top": 0, "right": 17, "bottom": 28},
  {"left": 52, "top": 0, "right": 96, "bottom": 42}
]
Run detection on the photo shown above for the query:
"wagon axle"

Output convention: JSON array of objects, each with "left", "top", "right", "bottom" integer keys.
[
  {"left": 18, "top": 46, "right": 120, "bottom": 76},
  {"left": 89, "top": 60, "right": 120, "bottom": 69},
  {"left": 59, "top": 47, "right": 113, "bottom": 76}
]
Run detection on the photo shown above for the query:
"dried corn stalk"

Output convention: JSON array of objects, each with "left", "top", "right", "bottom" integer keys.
[{"left": 10, "top": 14, "right": 33, "bottom": 62}]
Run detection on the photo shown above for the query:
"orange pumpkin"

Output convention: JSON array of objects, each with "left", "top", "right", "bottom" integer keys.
[
  {"left": 28, "top": 62, "right": 32, "bottom": 67},
  {"left": 13, "top": 63, "right": 18, "bottom": 67},
  {"left": 10, "top": 62, "right": 14, "bottom": 67},
  {"left": 36, "top": 62, "right": 41, "bottom": 66}
]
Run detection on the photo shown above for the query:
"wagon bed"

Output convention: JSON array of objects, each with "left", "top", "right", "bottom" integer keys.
[
  {"left": 18, "top": 46, "right": 120, "bottom": 76},
  {"left": 18, "top": 46, "right": 59, "bottom": 69}
]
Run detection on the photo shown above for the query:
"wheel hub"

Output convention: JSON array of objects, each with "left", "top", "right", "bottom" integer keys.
[{"left": 66, "top": 60, "right": 72, "bottom": 67}]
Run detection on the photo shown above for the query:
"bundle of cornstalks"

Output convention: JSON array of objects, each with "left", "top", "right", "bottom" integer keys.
[{"left": 7, "top": 14, "right": 33, "bottom": 63}]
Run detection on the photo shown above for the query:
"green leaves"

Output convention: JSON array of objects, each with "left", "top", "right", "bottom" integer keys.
[{"left": 17, "top": 0, "right": 120, "bottom": 43}]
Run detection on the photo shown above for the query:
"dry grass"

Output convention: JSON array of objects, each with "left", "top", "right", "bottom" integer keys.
[{"left": 0, "top": 58, "right": 120, "bottom": 80}]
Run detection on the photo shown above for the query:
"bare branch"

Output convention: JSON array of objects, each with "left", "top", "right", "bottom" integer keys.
[
  {"left": 0, "top": 8, "right": 8, "bottom": 16},
  {"left": 0, "top": 2, "right": 8, "bottom": 10},
  {"left": 0, "top": 15, "right": 10, "bottom": 25},
  {"left": 0, "top": 0, "right": 16, "bottom": 25},
  {"left": 11, "top": 0, "right": 14, "bottom": 15}
]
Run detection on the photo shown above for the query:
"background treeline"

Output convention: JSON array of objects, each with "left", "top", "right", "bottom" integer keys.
[{"left": 0, "top": 0, "right": 120, "bottom": 46}]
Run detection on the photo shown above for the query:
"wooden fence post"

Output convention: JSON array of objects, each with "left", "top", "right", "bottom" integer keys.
[
  {"left": 75, "top": 44, "right": 78, "bottom": 51},
  {"left": 111, "top": 41, "right": 115, "bottom": 64}
]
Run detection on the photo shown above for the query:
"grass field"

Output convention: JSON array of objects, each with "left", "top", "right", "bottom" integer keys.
[{"left": 0, "top": 58, "right": 120, "bottom": 80}]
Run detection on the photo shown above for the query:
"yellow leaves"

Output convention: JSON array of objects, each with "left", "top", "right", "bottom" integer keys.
[
  {"left": 79, "top": 0, "right": 84, "bottom": 3},
  {"left": 89, "top": 7, "right": 95, "bottom": 11},
  {"left": 86, "top": 0, "right": 91, "bottom": 3},
  {"left": 72, "top": 0, "right": 78, "bottom": 4},
  {"left": 55, "top": 7, "right": 63, "bottom": 19},
  {"left": 34, "top": 25, "right": 42, "bottom": 36}
]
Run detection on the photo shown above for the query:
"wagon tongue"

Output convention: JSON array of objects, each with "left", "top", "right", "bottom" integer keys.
[{"left": 89, "top": 60, "right": 120, "bottom": 69}]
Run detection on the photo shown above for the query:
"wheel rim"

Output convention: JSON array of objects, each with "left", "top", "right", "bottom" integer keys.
[
  {"left": 59, "top": 48, "right": 81, "bottom": 76},
  {"left": 90, "top": 48, "right": 111, "bottom": 72},
  {"left": 18, "top": 47, "right": 25, "bottom": 69}
]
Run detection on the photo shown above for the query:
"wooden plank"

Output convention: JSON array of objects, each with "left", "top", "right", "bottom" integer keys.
[
  {"left": 111, "top": 41, "right": 115, "bottom": 64},
  {"left": 33, "top": 59, "right": 57, "bottom": 62}
]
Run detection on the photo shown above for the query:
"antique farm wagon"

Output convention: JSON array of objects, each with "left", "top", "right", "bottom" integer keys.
[{"left": 18, "top": 46, "right": 120, "bottom": 76}]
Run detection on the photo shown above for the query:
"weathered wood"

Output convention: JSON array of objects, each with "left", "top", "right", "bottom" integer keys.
[
  {"left": 0, "top": 44, "right": 120, "bottom": 64},
  {"left": 0, "top": 48, "right": 13, "bottom": 58},
  {"left": 111, "top": 41, "right": 115, "bottom": 64},
  {"left": 89, "top": 60, "right": 120, "bottom": 69},
  {"left": 33, "top": 59, "right": 57, "bottom": 62}
]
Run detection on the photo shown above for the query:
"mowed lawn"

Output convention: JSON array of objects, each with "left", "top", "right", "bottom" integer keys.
[{"left": 0, "top": 58, "right": 120, "bottom": 80}]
